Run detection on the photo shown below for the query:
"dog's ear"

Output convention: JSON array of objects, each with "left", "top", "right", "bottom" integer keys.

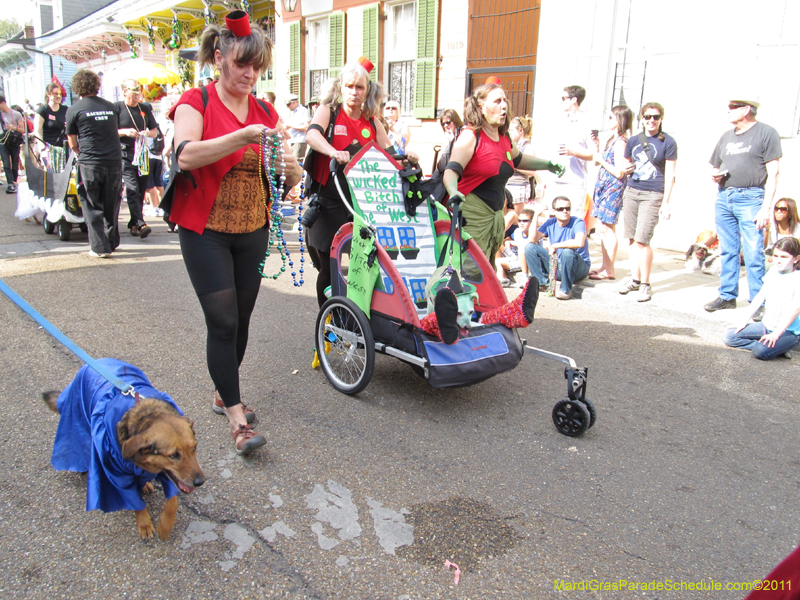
[
  {"left": 121, "top": 435, "right": 158, "bottom": 460},
  {"left": 686, "top": 244, "right": 698, "bottom": 259},
  {"left": 42, "top": 391, "right": 60, "bottom": 414}
]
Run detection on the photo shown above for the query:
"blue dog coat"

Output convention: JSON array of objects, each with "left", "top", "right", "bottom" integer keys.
[{"left": 50, "top": 358, "right": 183, "bottom": 512}]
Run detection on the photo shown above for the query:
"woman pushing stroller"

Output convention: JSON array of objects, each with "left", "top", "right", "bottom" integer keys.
[{"left": 304, "top": 57, "right": 419, "bottom": 309}]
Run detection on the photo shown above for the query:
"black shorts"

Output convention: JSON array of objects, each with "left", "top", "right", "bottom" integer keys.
[{"left": 147, "top": 158, "right": 164, "bottom": 189}]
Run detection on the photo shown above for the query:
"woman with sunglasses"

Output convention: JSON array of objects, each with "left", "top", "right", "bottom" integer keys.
[
  {"left": 35, "top": 83, "right": 68, "bottom": 149},
  {"left": 767, "top": 197, "right": 800, "bottom": 251},
  {"left": 588, "top": 105, "right": 633, "bottom": 281},
  {"left": 724, "top": 236, "right": 800, "bottom": 360},
  {"left": 617, "top": 102, "right": 677, "bottom": 302},
  {"left": 440, "top": 109, "right": 463, "bottom": 141}
]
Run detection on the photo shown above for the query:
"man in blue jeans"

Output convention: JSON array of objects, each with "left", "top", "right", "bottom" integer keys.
[
  {"left": 525, "top": 196, "right": 590, "bottom": 300},
  {"left": 705, "top": 95, "right": 782, "bottom": 314}
]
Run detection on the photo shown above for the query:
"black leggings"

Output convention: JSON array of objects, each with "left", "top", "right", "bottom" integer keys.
[
  {"left": 307, "top": 245, "right": 331, "bottom": 308},
  {"left": 179, "top": 226, "right": 267, "bottom": 408}
]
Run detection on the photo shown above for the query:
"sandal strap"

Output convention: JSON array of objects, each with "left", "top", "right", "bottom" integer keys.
[{"left": 233, "top": 424, "right": 257, "bottom": 442}]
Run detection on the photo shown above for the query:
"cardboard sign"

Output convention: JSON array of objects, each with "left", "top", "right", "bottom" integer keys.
[{"left": 343, "top": 143, "right": 437, "bottom": 315}]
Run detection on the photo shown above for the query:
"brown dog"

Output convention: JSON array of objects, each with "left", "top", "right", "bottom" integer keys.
[{"left": 44, "top": 359, "right": 205, "bottom": 540}]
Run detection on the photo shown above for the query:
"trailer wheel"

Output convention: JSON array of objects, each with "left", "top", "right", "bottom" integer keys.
[
  {"left": 552, "top": 399, "right": 590, "bottom": 437},
  {"left": 315, "top": 296, "right": 374, "bottom": 395},
  {"left": 580, "top": 398, "right": 597, "bottom": 429}
]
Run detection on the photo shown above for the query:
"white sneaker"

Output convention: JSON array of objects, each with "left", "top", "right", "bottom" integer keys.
[
  {"left": 88, "top": 250, "right": 110, "bottom": 258},
  {"left": 618, "top": 277, "right": 640, "bottom": 295},
  {"left": 142, "top": 205, "right": 156, "bottom": 217},
  {"left": 555, "top": 288, "right": 572, "bottom": 300},
  {"left": 637, "top": 283, "right": 652, "bottom": 302}
]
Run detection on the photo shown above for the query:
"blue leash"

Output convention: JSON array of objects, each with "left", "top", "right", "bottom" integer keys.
[{"left": 0, "top": 277, "right": 133, "bottom": 395}]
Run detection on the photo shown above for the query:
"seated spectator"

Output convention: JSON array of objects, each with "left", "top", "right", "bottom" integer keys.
[
  {"left": 524, "top": 196, "right": 590, "bottom": 300},
  {"left": 724, "top": 236, "right": 800, "bottom": 360},
  {"left": 502, "top": 188, "right": 518, "bottom": 239},
  {"left": 497, "top": 208, "right": 535, "bottom": 286}
]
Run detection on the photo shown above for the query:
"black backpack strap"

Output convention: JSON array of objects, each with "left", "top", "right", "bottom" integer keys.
[
  {"left": 327, "top": 104, "right": 341, "bottom": 144},
  {"left": 256, "top": 98, "right": 273, "bottom": 119},
  {"left": 201, "top": 86, "right": 209, "bottom": 109},
  {"left": 638, "top": 131, "right": 664, "bottom": 175}
]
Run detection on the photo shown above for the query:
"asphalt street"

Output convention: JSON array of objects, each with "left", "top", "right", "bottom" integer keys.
[{"left": 0, "top": 192, "right": 798, "bottom": 600}]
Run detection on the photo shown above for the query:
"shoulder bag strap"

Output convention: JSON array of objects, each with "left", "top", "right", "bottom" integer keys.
[{"left": 638, "top": 131, "right": 664, "bottom": 175}]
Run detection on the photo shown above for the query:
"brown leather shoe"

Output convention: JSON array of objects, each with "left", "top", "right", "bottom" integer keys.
[
  {"left": 212, "top": 395, "right": 255, "bottom": 424},
  {"left": 233, "top": 424, "right": 266, "bottom": 455}
]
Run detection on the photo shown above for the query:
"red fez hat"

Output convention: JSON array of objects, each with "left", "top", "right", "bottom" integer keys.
[
  {"left": 485, "top": 76, "right": 502, "bottom": 86},
  {"left": 357, "top": 56, "right": 374, "bottom": 74},
  {"left": 225, "top": 10, "right": 251, "bottom": 37}
]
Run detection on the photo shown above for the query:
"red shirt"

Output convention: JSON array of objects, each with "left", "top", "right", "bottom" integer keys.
[{"left": 166, "top": 83, "right": 278, "bottom": 234}]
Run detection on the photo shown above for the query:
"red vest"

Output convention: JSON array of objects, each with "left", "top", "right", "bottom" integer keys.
[{"left": 166, "top": 83, "right": 278, "bottom": 234}]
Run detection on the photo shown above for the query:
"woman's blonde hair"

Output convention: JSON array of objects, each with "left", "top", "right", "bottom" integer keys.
[
  {"left": 463, "top": 83, "right": 509, "bottom": 136},
  {"left": 198, "top": 23, "right": 273, "bottom": 76},
  {"left": 511, "top": 116, "right": 532, "bottom": 140},
  {"left": 320, "top": 62, "right": 385, "bottom": 119}
]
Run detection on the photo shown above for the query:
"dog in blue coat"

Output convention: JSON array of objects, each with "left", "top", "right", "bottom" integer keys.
[{"left": 43, "top": 358, "right": 205, "bottom": 540}]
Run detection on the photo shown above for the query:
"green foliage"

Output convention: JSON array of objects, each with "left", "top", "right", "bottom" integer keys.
[
  {"left": 177, "top": 57, "right": 194, "bottom": 88},
  {"left": 0, "top": 18, "right": 22, "bottom": 42}
]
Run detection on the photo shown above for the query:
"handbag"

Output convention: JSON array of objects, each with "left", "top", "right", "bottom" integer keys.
[{"left": 158, "top": 140, "right": 193, "bottom": 220}]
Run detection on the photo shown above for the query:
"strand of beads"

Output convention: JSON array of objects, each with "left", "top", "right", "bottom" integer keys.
[{"left": 258, "top": 128, "right": 305, "bottom": 287}]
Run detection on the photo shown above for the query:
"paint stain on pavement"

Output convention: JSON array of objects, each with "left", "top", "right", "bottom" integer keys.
[{"left": 397, "top": 496, "right": 517, "bottom": 571}]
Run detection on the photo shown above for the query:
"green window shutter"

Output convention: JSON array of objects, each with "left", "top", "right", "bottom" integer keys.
[
  {"left": 414, "top": 0, "right": 438, "bottom": 119},
  {"left": 362, "top": 5, "right": 379, "bottom": 81},
  {"left": 289, "top": 21, "right": 301, "bottom": 97},
  {"left": 328, "top": 12, "right": 345, "bottom": 81}
]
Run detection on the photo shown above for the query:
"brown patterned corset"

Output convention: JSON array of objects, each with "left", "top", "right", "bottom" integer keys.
[{"left": 206, "top": 147, "right": 268, "bottom": 233}]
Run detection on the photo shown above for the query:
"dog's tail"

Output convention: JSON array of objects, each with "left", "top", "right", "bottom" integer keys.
[{"left": 42, "top": 391, "right": 60, "bottom": 414}]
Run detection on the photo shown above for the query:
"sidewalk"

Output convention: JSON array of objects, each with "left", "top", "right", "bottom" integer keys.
[{"left": 575, "top": 235, "right": 757, "bottom": 329}]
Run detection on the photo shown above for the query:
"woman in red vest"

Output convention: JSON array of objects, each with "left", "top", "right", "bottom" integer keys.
[{"left": 169, "top": 11, "right": 301, "bottom": 455}]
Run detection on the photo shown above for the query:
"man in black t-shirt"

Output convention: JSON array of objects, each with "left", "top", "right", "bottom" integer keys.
[
  {"left": 114, "top": 80, "right": 158, "bottom": 239},
  {"left": 704, "top": 96, "right": 782, "bottom": 314},
  {"left": 65, "top": 70, "right": 122, "bottom": 258}
]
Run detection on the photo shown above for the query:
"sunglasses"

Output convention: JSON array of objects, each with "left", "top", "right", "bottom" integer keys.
[
  {"left": 554, "top": 206, "right": 571, "bottom": 212},
  {"left": 561, "top": 96, "right": 572, "bottom": 101},
  {"left": 775, "top": 206, "right": 789, "bottom": 212},
  {"left": 385, "top": 106, "right": 398, "bottom": 110},
  {"left": 441, "top": 120, "right": 452, "bottom": 127},
  {"left": 518, "top": 219, "right": 532, "bottom": 223},
  {"left": 643, "top": 114, "right": 661, "bottom": 121},
  {"left": 728, "top": 102, "right": 748, "bottom": 110}
]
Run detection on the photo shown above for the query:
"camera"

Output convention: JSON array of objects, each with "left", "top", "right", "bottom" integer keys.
[{"left": 300, "top": 193, "right": 324, "bottom": 228}]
